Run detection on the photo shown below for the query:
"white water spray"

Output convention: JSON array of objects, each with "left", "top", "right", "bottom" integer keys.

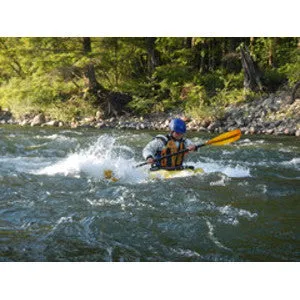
[{"left": 35, "top": 135, "right": 148, "bottom": 183}]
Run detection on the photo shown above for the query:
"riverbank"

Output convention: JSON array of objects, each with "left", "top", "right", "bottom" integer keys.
[{"left": 1, "top": 91, "right": 299, "bottom": 136}]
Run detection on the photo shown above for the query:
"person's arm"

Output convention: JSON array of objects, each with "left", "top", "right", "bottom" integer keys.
[
  {"left": 184, "top": 138, "right": 197, "bottom": 151},
  {"left": 142, "top": 138, "right": 165, "bottom": 163}
]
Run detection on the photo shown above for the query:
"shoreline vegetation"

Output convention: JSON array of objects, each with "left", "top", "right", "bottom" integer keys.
[
  {"left": 1, "top": 90, "right": 299, "bottom": 136},
  {"left": 0, "top": 37, "right": 299, "bottom": 136}
]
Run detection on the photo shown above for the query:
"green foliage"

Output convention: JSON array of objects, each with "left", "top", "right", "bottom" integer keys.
[
  {"left": 156, "top": 38, "right": 192, "bottom": 64},
  {"left": 184, "top": 82, "right": 246, "bottom": 121},
  {"left": 95, "top": 37, "right": 147, "bottom": 90},
  {"left": 196, "top": 71, "right": 225, "bottom": 95},
  {"left": 278, "top": 48, "right": 300, "bottom": 85},
  {"left": 261, "top": 68, "right": 288, "bottom": 91},
  {"left": 0, "top": 75, "right": 76, "bottom": 105},
  {"left": 0, "top": 72, "right": 93, "bottom": 121},
  {"left": 221, "top": 72, "right": 244, "bottom": 90},
  {"left": 184, "top": 84, "right": 221, "bottom": 120},
  {"left": 45, "top": 96, "right": 97, "bottom": 122},
  {"left": 127, "top": 96, "right": 157, "bottom": 114},
  {"left": 127, "top": 79, "right": 179, "bottom": 114},
  {"left": 0, "top": 37, "right": 299, "bottom": 121},
  {"left": 251, "top": 38, "right": 298, "bottom": 69}
]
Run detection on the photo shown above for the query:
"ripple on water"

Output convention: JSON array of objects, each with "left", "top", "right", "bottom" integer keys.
[{"left": 1, "top": 128, "right": 299, "bottom": 262}]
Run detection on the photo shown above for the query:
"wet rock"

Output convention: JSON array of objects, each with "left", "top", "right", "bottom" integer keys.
[
  {"left": 284, "top": 128, "right": 296, "bottom": 135},
  {"left": 20, "top": 119, "right": 31, "bottom": 126},
  {"left": 31, "top": 113, "right": 46, "bottom": 126},
  {"left": 197, "top": 127, "right": 208, "bottom": 132},
  {"left": 41, "top": 120, "right": 59, "bottom": 127},
  {"left": 95, "top": 111, "right": 103, "bottom": 121},
  {"left": 0, "top": 110, "right": 12, "bottom": 122},
  {"left": 207, "top": 121, "right": 221, "bottom": 132},
  {"left": 249, "top": 127, "right": 256, "bottom": 134},
  {"left": 70, "top": 121, "right": 78, "bottom": 128},
  {"left": 265, "top": 129, "right": 274, "bottom": 135},
  {"left": 200, "top": 119, "right": 211, "bottom": 128},
  {"left": 95, "top": 122, "right": 106, "bottom": 129}
]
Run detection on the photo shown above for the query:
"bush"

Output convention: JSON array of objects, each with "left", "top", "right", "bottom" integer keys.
[
  {"left": 261, "top": 68, "right": 287, "bottom": 92},
  {"left": 183, "top": 84, "right": 217, "bottom": 120},
  {"left": 196, "top": 71, "right": 225, "bottom": 95},
  {"left": 127, "top": 96, "right": 156, "bottom": 114},
  {"left": 0, "top": 75, "right": 98, "bottom": 121},
  {"left": 184, "top": 84, "right": 246, "bottom": 121},
  {"left": 45, "top": 96, "right": 97, "bottom": 122},
  {"left": 279, "top": 58, "right": 300, "bottom": 86}
]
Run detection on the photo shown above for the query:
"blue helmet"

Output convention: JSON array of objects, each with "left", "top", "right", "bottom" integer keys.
[{"left": 169, "top": 118, "right": 186, "bottom": 134}]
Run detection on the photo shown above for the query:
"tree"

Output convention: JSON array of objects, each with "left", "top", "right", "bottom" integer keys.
[
  {"left": 146, "top": 37, "right": 160, "bottom": 75},
  {"left": 240, "top": 45, "right": 263, "bottom": 92},
  {"left": 82, "top": 37, "right": 105, "bottom": 96}
]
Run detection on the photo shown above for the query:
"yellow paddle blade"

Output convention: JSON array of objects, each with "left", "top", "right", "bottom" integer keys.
[
  {"left": 104, "top": 169, "right": 119, "bottom": 182},
  {"left": 206, "top": 129, "right": 241, "bottom": 146}
]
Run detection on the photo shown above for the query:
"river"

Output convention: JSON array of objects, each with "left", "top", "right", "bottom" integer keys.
[{"left": 0, "top": 126, "right": 299, "bottom": 261}]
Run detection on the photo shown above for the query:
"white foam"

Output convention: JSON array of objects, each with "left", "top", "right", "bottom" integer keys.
[
  {"left": 210, "top": 174, "right": 229, "bottom": 186},
  {"left": 279, "top": 147, "right": 293, "bottom": 153},
  {"left": 0, "top": 156, "right": 50, "bottom": 173},
  {"left": 35, "top": 153, "right": 83, "bottom": 176},
  {"left": 257, "top": 184, "right": 268, "bottom": 194},
  {"left": 34, "top": 135, "right": 148, "bottom": 183},
  {"left": 206, "top": 220, "right": 231, "bottom": 251},
  {"left": 193, "top": 160, "right": 251, "bottom": 178},
  {"left": 35, "top": 134, "right": 78, "bottom": 144},
  {"left": 281, "top": 157, "right": 300, "bottom": 170},
  {"left": 170, "top": 247, "right": 202, "bottom": 258},
  {"left": 218, "top": 205, "right": 258, "bottom": 221},
  {"left": 237, "top": 139, "right": 266, "bottom": 147}
]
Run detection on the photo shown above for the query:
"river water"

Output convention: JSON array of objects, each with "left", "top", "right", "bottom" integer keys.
[{"left": 0, "top": 126, "right": 299, "bottom": 261}]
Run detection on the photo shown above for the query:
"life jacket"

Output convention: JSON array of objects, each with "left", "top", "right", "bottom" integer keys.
[{"left": 154, "top": 134, "right": 186, "bottom": 168}]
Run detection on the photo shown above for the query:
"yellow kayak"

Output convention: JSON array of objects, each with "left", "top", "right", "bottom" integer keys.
[
  {"left": 149, "top": 167, "right": 204, "bottom": 179},
  {"left": 104, "top": 167, "right": 204, "bottom": 182}
]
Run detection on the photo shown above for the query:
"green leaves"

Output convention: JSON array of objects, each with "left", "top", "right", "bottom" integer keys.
[{"left": 0, "top": 37, "right": 299, "bottom": 121}]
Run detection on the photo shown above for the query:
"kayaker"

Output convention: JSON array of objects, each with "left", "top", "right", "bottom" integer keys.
[{"left": 142, "top": 118, "right": 197, "bottom": 170}]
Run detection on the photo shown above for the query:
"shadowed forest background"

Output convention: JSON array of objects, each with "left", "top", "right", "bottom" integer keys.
[{"left": 0, "top": 37, "right": 299, "bottom": 122}]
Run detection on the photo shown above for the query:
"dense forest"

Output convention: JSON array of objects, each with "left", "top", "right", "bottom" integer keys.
[{"left": 0, "top": 37, "right": 299, "bottom": 122}]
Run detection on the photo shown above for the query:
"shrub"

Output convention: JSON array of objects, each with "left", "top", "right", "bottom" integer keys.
[{"left": 261, "top": 68, "right": 288, "bottom": 92}]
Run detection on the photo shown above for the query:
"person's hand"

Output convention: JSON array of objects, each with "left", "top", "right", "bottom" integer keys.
[
  {"left": 147, "top": 157, "right": 155, "bottom": 164},
  {"left": 187, "top": 145, "right": 197, "bottom": 152}
]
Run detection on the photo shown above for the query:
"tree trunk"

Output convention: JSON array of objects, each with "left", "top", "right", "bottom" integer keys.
[
  {"left": 249, "top": 37, "right": 255, "bottom": 55},
  {"left": 83, "top": 37, "right": 92, "bottom": 53},
  {"left": 83, "top": 64, "right": 103, "bottom": 95},
  {"left": 228, "top": 38, "right": 235, "bottom": 52},
  {"left": 240, "top": 45, "right": 263, "bottom": 92},
  {"left": 185, "top": 37, "right": 193, "bottom": 49},
  {"left": 208, "top": 40, "right": 213, "bottom": 71},
  {"left": 268, "top": 38, "right": 277, "bottom": 68},
  {"left": 146, "top": 37, "right": 159, "bottom": 75},
  {"left": 81, "top": 37, "right": 132, "bottom": 117},
  {"left": 82, "top": 37, "right": 105, "bottom": 95},
  {"left": 290, "top": 80, "right": 300, "bottom": 104}
]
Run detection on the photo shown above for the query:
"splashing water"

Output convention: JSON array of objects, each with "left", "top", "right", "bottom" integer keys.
[
  {"left": 35, "top": 135, "right": 148, "bottom": 183},
  {"left": 34, "top": 133, "right": 252, "bottom": 183},
  {"left": 1, "top": 127, "right": 299, "bottom": 262}
]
